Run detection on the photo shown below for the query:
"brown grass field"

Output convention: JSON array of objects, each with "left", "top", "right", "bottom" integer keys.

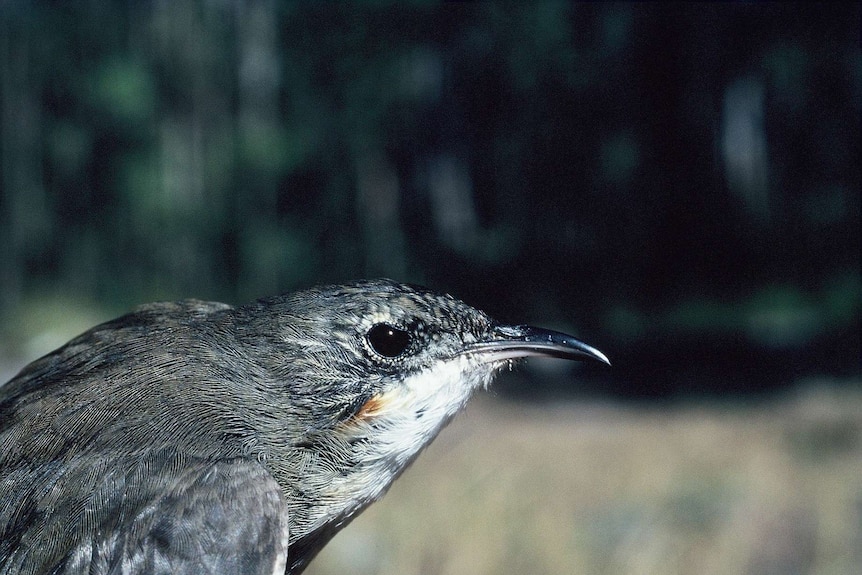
[{"left": 308, "top": 382, "right": 861, "bottom": 575}]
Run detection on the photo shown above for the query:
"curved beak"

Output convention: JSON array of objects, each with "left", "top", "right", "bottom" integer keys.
[{"left": 465, "top": 325, "right": 610, "bottom": 365}]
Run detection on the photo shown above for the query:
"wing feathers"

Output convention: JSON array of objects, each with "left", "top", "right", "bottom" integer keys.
[{"left": 1, "top": 455, "right": 288, "bottom": 575}]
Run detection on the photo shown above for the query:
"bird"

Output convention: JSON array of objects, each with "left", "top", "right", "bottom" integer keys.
[{"left": 0, "top": 279, "right": 609, "bottom": 575}]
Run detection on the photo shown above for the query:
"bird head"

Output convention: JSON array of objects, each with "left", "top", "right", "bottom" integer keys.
[{"left": 230, "top": 279, "right": 608, "bottom": 572}]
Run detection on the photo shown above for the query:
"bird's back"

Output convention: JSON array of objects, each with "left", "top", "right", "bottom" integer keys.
[{"left": 0, "top": 300, "right": 290, "bottom": 575}]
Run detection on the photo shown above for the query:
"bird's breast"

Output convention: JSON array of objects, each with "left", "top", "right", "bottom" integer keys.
[{"left": 294, "top": 356, "right": 496, "bottom": 536}]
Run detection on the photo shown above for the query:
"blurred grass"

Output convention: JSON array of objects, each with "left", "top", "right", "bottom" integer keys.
[{"left": 308, "top": 383, "right": 862, "bottom": 575}]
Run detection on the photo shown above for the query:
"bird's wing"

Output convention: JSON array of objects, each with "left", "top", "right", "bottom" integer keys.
[{"left": 0, "top": 453, "right": 289, "bottom": 575}]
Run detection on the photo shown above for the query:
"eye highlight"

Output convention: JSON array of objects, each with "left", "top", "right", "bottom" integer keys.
[{"left": 366, "top": 323, "right": 411, "bottom": 358}]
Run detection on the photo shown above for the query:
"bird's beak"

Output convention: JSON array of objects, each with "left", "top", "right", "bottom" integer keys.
[{"left": 465, "top": 325, "right": 611, "bottom": 365}]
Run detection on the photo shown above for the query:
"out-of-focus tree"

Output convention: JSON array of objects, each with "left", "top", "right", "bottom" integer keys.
[{"left": 0, "top": 2, "right": 857, "bottom": 395}]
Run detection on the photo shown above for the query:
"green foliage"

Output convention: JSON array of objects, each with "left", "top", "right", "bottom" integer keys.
[{"left": 0, "top": 2, "right": 857, "bottom": 388}]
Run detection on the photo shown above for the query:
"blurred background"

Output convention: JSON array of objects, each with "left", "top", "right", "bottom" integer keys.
[{"left": 0, "top": 2, "right": 859, "bottom": 574}]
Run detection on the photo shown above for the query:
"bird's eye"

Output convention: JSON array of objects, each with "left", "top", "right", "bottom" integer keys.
[{"left": 366, "top": 323, "right": 411, "bottom": 358}]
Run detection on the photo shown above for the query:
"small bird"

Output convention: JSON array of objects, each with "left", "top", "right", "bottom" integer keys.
[{"left": 0, "top": 279, "right": 608, "bottom": 575}]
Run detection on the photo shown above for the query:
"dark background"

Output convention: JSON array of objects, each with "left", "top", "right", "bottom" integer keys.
[{"left": 0, "top": 2, "right": 859, "bottom": 398}]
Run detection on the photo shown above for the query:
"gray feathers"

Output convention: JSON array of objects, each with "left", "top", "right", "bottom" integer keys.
[
  {"left": 0, "top": 280, "right": 498, "bottom": 574},
  {"left": 0, "top": 279, "right": 605, "bottom": 574}
]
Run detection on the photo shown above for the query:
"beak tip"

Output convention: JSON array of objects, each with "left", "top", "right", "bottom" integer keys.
[{"left": 577, "top": 342, "right": 611, "bottom": 366}]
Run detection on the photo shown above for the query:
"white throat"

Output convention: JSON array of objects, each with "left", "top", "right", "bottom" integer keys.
[{"left": 304, "top": 354, "right": 497, "bottom": 533}]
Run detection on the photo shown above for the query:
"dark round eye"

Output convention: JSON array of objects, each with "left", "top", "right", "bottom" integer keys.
[{"left": 366, "top": 323, "right": 411, "bottom": 358}]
